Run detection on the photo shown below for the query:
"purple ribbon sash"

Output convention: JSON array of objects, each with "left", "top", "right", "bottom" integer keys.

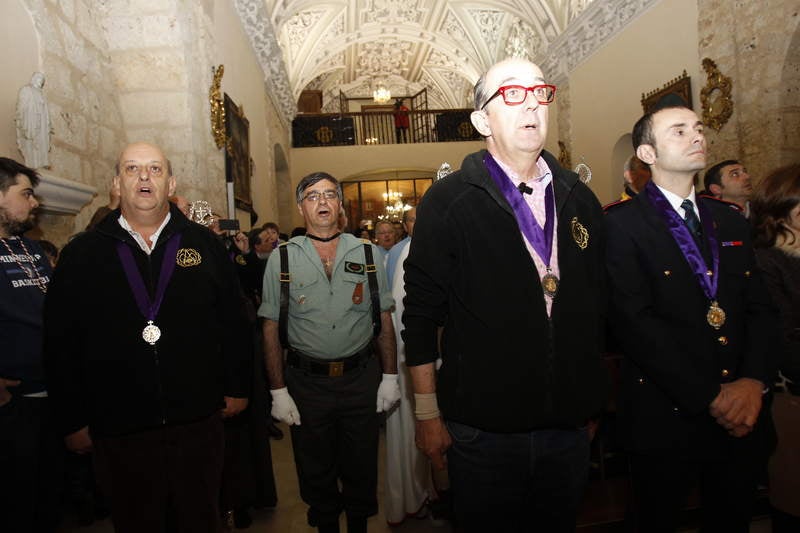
[
  {"left": 116, "top": 232, "right": 182, "bottom": 322},
  {"left": 644, "top": 181, "right": 719, "bottom": 300},
  {"left": 484, "top": 153, "right": 555, "bottom": 267}
]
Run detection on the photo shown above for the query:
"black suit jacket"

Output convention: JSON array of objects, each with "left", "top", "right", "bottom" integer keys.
[{"left": 605, "top": 190, "right": 779, "bottom": 452}]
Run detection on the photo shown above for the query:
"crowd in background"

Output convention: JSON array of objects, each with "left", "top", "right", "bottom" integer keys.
[{"left": 1, "top": 55, "right": 799, "bottom": 533}]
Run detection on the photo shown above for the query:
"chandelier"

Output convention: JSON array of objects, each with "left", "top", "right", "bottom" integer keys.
[
  {"left": 379, "top": 190, "right": 411, "bottom": 221},
  {"left": 373, "top": 82, "right": 391, "bottom": 104}
]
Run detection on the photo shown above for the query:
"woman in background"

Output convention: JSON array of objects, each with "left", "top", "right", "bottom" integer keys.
[{"left": 751, "top": 163, "right": 800, "bottom": 532}]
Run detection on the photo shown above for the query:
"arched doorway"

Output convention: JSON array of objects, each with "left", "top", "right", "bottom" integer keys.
[
  {"left": 273, "top": 143, "right": 293, "bottom": 233},
  {"left": 610, "top": 134, "right": 634, "bottom": 201}
]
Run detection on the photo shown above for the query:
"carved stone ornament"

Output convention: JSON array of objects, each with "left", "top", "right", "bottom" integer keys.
[
  {"left": 700, "top": 58, "right": 733, "bottom": 132},
  {"left": 210, "top": 65, "right": 226, "bottom": 149}
]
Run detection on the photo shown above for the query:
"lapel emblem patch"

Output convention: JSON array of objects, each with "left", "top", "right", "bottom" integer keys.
[
  {"left": 176, "top": 248, "right": 202, "bottom": 267},
  {"left": 570, "top": 217, "right": 589, "bottom": 250}
]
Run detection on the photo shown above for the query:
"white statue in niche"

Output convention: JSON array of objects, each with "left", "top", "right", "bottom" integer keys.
[{"left": 15, "top": 72, "right": 52, "bottom": 169}]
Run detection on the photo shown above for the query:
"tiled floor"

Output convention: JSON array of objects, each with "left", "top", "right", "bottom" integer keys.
[{"left": 58, "top": 424, "right": 772, "bottom": 532}]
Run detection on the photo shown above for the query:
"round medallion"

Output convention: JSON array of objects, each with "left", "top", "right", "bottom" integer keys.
[
  {"left": 706, "top": 301, "right": 726, "bottom": 330},
  {"left": 542, "top": 273, "right": 559, "bottom": 298},
  {"left": 142, "top": 322, "right": 162, "bottom": 345}
]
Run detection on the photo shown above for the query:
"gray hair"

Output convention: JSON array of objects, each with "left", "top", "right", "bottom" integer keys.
[{"left": 295, "top": 171, "right": 343, "bottom": 203}]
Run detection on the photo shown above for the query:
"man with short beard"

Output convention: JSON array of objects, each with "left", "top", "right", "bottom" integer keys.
[{"left": 0, "top": 156, "right": 60, "bottom": 532}]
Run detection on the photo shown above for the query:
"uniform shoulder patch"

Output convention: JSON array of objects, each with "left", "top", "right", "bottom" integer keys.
[
  {"left": 603, "top": 198, "right": 631, "bottom": 213},
  {"left": 698, "top": 195, "right": 743, "bottom": 212},
  {"left": 345, "top": 261, "right": 365, "bottom": 274}
]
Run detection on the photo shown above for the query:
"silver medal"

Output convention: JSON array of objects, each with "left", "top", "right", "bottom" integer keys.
[{"left": 142, "top": 320, "right": 161, "bottom": 345}]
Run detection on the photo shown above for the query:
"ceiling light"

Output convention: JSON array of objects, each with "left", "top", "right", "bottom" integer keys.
[{"left": 373, "top": 84, "right": 391, "bottom": 103}]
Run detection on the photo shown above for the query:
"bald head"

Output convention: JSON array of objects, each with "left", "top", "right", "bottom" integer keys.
[
  {"left": 471, "top": 58, "right": 552, "bottom": 170},
  {"left": 112, "top": 142, "right": 176, "bottom": 224},
  {"left": 115, "top": 142, "right": 172, "bottom": 177}
]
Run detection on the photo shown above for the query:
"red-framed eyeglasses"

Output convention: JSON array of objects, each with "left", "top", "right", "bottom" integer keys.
[{"left": 481, "top": 84, "right": 557, "bottom": 110}]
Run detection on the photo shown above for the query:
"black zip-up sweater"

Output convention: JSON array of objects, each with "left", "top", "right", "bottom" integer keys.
[
  {"left": 402, "top": 150, "right": 608, "bottom": 432},
  {"left": 44, "top": 205, "right": 251, "bottom": 438}
]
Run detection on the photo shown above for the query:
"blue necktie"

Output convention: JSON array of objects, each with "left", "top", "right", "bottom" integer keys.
[{"left": 681, "top": 199, "right": 702, "bottom": 237}]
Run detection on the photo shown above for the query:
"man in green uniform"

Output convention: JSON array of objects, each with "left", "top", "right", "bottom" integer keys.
[{"left": 259, "top": 172, "right": 400, "bottom": 533}]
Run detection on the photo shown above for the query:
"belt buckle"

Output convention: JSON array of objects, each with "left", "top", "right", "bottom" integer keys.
[{"left": 328, "top": 361, "right": 344, "bottom": 377}]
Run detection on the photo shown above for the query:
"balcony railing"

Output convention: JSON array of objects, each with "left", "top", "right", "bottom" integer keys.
[{"left": 292, "top": 109, "right": 481, "bottom": 148}]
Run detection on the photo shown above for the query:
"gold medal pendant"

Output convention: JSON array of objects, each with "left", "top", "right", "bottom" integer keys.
[
  {"left": 541, "top": 271, "right": 559, "bottom": 298},
  {"left": 142, "top": 320, "right": 162, "bottom": 345},
  {"left": 706, "top": 301, "right": 726, "bottom": 329}
]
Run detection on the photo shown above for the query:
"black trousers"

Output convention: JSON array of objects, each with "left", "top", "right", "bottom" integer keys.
[
  {"left": 0, "top": 396, "right": 63, "bottom": 533},
  {"left": 287, "top": 355, "right": 380, "bottom": 527},
  {"left": 627, "top": 418, "right": 774, "bottom": 533},
  {"left": 93, "top": 413, "right": 224, "bottom": 533},
  {"left": 221, "top": 336, "right": 278, "bottom": 511}
]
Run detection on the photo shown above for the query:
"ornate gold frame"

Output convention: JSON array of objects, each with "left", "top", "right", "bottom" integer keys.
[
  {"left": 224, "top": 93, "right": 252, "bottom": 211},
  {"left": 641, "top": 70, "right": 692, "bottom": 113},
  {"left": 209, "top": 65, "right": 226, "bottom": 149},
  {"left": 700, "top": 58, "right": 733, "bottom": 131}
]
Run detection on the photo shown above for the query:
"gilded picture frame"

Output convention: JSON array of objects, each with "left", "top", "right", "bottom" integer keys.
[
  {"left": 700, "top": 58, "right": 734, "bottom": 132},
  {"left": 641, "top": 70, "right": 692, "bottom": 113},
  {"left": 224, "top": 93, "right": 252, "bottom": 211}
]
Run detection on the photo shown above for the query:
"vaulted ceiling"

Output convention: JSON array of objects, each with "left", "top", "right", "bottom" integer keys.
[{"left": 259, "top": 0, "right": 597, "bottom": 111}]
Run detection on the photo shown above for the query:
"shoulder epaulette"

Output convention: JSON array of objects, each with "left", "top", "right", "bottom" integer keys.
[
  {"left": 698, "top": 195, "right": 743, "bottom": 212},
  {"left": 278, "top": 241, "right": 290, "bottom": 247},
  {"left": 360, "top": 238, "right": 372, "bottom": 245},
  {"left": 603, "top": 198, "right": 631, "bottom": 212}
]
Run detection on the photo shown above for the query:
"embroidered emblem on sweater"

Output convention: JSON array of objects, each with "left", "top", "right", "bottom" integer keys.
[
  {"left": 571, "top": 217, "right": 589, "bottom": 250},
  {"left": 176, "top": 248, "right": 202, "bottom": 267}
]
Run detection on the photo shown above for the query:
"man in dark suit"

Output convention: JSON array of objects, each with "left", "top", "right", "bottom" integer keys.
[{"left": 605, "top": 105, "right": 778, "bottom": 532}]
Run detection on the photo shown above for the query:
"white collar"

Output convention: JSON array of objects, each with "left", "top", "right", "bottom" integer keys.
[
  {"left": 656, "top": 184, "right": 699, "bottom": 218},
  {"left": 118, "top": 212, "right": 171, "bottom": 255}
]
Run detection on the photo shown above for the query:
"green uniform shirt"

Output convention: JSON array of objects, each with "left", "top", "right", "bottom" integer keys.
[{"left": 258, "top": 233, "right": 394, "bottom": 359}]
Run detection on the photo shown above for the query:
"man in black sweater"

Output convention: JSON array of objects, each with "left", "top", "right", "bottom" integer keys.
[
  {"left": 402, "top": 58, "right": 607, "bottom": 532},
  {"left": 44, "top": 142, "right": 251, "bottom": 533}
]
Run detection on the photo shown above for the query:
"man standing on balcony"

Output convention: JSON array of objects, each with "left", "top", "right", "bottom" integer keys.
[
  {"left": 394, "top": 99, "right": 410, "bottom": 143},
  {"left": 402, "top": 58, "right": 608, "bottom": 531}
]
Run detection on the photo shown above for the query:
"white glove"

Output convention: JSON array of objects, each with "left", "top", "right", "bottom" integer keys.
[
  {"left": 376, "top": 373, "right": 401, "bottom": 412},
  {"left": 270, "top": 387, "right": 301, "bottom": 425}
]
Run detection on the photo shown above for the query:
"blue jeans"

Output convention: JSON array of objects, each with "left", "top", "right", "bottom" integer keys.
[{"left": 445, "top": 420, "right": 590, "bottom": 533}]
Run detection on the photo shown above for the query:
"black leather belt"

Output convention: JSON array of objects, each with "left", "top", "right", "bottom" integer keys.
[{"left": 287, "top": 345, "right": 373, "bottom": 377}]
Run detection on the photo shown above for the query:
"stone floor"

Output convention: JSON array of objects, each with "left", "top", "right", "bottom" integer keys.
[{"left": 58, "top": 423, "right": 772, "bottom": 532}]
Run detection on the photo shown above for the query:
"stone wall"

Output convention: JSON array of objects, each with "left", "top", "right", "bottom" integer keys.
[
  {"left": 21, "top": 0, "right": 127, "bottom": 245},
  {"left": 101, "top": 0, "right": 224, "bottom": 215},
  {"left": 17, "top": 0, "right": 231, "bottom": 246},
  {"left": 697, "top": 0, "right": 800, "bottom": 178}
]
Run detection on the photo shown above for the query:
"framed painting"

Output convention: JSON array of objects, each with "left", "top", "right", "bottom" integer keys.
[
  {"left": 641, "top": 70, "right": 692, "bottom": 113},
  {"left": 224, "top": 93, "right": 252, "bottom": 211}
]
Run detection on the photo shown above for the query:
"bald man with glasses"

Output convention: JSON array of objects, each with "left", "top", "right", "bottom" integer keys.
[{"left": 402, "top": 58, "right": 608, "bottom": 531}]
